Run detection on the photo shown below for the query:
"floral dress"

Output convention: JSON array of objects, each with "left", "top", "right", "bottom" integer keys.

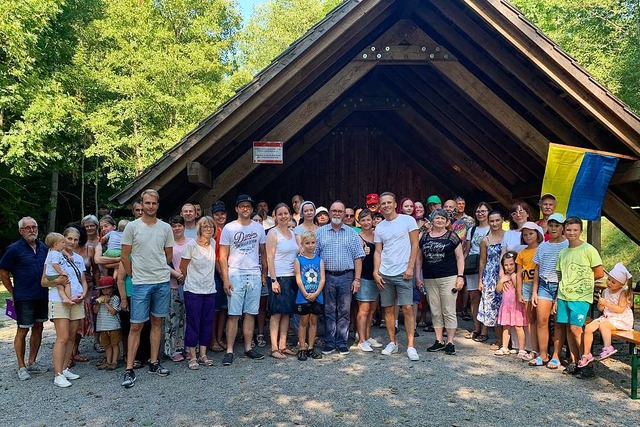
[{"left": 477, "top": 239, "right": 502, "bottom": 327}]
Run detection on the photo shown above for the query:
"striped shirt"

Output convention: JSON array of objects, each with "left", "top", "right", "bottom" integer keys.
[
  {"left": 95, "top": 295, "right": 121, "bottom": 332},
  {"left": 315, "top": 224, "right": 365, "bottom": 271},
  {"left": 533, "top": 240, "right": 569, "bottom": 283}
]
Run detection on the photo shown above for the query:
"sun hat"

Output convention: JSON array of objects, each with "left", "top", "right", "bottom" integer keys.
[
  {"left": 605, "top": 263, "right": 632, "bottom": 284},
  {"left": 315, "top": 206, "right": 329, "bottom": 216}
]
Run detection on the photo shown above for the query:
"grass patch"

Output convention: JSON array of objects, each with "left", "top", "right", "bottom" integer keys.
[{"left": 601, "top": 217, "right": 640, "bottom": 277}]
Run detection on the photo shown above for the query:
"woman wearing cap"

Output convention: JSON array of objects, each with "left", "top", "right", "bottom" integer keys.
[
  {"left": 266, "top": 203, "right": 299, "bottom": 359},
  {"left": 416, "top": 209, "right": 465, "bottom": 355},
  {"left": 41, "top": 227, "right": 87, "bottom": 387},
  {"left": 180, "top": 216, "right": 217, "bottom": 369},
  {"left": 314, "top": 207, "right": 330, "bottom": 226},
  {"left": 501, "top": 200, "right": 535, "bottom": 254},
  {"left": 536, "top": 194, "right": 557, "bottom": 241}
]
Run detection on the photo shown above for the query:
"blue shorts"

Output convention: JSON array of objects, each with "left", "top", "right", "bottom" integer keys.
[
  {"left": 227, "top": 274, "right": 262, "bottom": 316},
  {"left": 355, "top": 278, "right": 379, "bottom": 302},
  {"left": 537, "top": 279, "right": 558, "bottom": 301},
  {"left": 130, "top": 282, "right": 171, "bottom": 323},
  {"left": 522, "top": 282, "right": 533, "bottom": 302},
  {"left": 556, "top": 299, "right": 590, "bottom": 326}
]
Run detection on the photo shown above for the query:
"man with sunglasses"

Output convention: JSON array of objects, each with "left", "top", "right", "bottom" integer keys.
[{"left": 0, "top": 217, "right": 49, "bottom": 381}]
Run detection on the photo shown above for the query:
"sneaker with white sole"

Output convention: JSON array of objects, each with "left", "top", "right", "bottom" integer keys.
[
  {"left": 27, "top": 362, "right": 49, "bottom": 374},
  {"left": 62, "top": 368, "right": 80, "bottom": 380},
  {"left": 381, "top": 342, "right": 399, "bottom": 356},
  {"left": 357, "top": 341, "right": 373, "bottom": 352},
  {"left": 54, "top": 374, "right": 72, "bottom": 388},
  {"left": 407, "top": 346, "right": 419, "bottom": 361},
  {"left": 367, "top": 338, "right": 383, "bottom": 348},
  {"left": 18, "top": 367, "right": 31, "bottom": 381}
]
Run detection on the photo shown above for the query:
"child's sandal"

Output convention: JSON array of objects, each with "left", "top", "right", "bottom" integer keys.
[
  {"left": 577, "top": 354, "right": 594, "bottom": 368},
  {"left": 546, "top": 359, "right": 561, "bottom": 369}
]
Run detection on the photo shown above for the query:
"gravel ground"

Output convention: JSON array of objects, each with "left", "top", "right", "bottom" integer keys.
[{"left": 1, "top": 318, "right": 639, "bottom": 427}]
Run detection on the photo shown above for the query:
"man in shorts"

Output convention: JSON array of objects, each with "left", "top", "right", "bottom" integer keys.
[
  {"left": 0, "top": 217, "right": 50, "bottom": 380},
  {"left": 315, "top": 201, "right": 365, "bottom": 355},
  {"left": 219, "top": 194, "right": 267, "bottom": 365},
  {"left": 120, "top": 189, "right": 174, "bottom": 388},
  {"left": 373, "top": 192, "right": 420, "bottom": 361}
]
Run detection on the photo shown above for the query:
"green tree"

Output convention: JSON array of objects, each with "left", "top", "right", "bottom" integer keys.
[{"left": 511, "top": 0, "right": 640, "bottom": 113}]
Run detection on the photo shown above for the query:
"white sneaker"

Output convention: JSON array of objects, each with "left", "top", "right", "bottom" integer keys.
[
  {"left": 54, "top": 374, "right": 72, "bottom": 388},
  {"left": 381, "top": 342, "right": 399, "bottom": 355},
  {"left": 357, "top": 341, "right": 373, "bottom": 352},
  {"left": 367, "top": 338, "right": 383, "bottom": 348},
  {"left": 62, "top": 368, "right": 80, "bottom": 380},
  {"left": 18, "top": 367, "right": 31, "bottom": 381},
  {"left": 407, "top": 346, "right": 420, "bottom": 361}
]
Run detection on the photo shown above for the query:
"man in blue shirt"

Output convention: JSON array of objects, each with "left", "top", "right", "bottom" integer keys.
[
  {"left": 0, "top": 217, "right": 49, "bottom": 381},
  {"left": 315, "top": 201, "right": 365, "bottom": 355}
]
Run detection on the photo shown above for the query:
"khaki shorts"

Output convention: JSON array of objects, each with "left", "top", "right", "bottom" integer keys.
[
  {"left": 99, "top": 330, "right": 122, "bottom": 347},
  {"left": 49, "top": 301, "right": 85, "bottom": 321}
]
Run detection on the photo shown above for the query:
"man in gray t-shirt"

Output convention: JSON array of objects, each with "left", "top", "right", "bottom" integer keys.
[{"left": 120, "top": 189, "right": 174, "bottom": 388}]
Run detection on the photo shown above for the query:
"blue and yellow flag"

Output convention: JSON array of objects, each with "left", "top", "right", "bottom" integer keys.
[{"left": 541, "top": 143, "right": 619, "bottom": 221}]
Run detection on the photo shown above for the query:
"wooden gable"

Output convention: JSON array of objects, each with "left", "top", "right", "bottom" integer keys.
[{"left": 112, "top": 0, "right": 640, "bottom": 243}]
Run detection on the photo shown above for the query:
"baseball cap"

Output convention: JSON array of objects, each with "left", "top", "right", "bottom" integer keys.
[
  {"left": 211, "top": 202, "right": 226, "bottom": 214},
  {"left": 235, "top": 194, "right": 255, "bottom": 207},
  {"left": 366, "top": 193, "right": 379, "bottom": 205},
  {"left": 539, "top": 193, "right": 557, "bottom": 203},
  {"left": 315, "top": 206, "right": 329, "bottom": 216},
  {"left": 96, "top": 276, "right": 116, "bottom": 290},
  {"left": 547, "top": 213, "right": 565, "bottom": 224},
  {"left": 426, "top": 195, "right": 441, "bottom": 205}
]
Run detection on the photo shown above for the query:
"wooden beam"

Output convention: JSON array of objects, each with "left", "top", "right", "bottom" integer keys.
[
  {"left": 464, "top": 0, "right": 640, "bottom": 155},
  {"left": 587, "top": 220, "right": 602, "bottom": 252},
  {"left": 186, "top": 161, "right": 212, "bottom": 188},
  {"left": 199, "top": 61, "right": 376, "bottom": 207},
  {"left": 374, "top": 108, "right": 513, "bottom": 206},
  {"left": 611, "top": 161, "right": 640, "bottom": 185},
  {"left": 420, "top": 2, "right": 611, "bottom": 151},
  {"left": 602, "top": 192, "right": 640, "bottom": 246}
]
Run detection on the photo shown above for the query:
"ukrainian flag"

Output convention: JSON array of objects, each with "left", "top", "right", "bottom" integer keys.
[{"left": 541, "top": 143, "right": 619, "bottom": 221}]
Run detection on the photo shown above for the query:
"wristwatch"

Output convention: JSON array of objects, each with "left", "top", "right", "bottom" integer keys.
[{"left": 271, "top": 278, "right": 277, "bottom": 283}]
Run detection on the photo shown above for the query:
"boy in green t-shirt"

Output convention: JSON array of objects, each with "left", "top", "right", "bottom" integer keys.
[{"left": 555, "top": 216, "right": 604, "bottom": 375}]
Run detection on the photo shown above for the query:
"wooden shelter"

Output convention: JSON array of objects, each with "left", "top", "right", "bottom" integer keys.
[{"left": 112, "top": 0, "right": 640, "bottom": 243}]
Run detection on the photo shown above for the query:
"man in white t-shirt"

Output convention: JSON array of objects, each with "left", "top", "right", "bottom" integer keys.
[
  {"left": 219, "top": 194, "right": 267, "bottom": 365},
  {"left": 373, "top": 192, "right": 420, "bottom": 361},
  {"left": 120, "top": 189, "right": 174, "bottom": 388}
]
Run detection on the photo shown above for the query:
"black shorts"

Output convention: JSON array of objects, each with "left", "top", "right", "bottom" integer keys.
[
  {"left": 15, "top": 299, "right": 48, "bottom": 328},
  {"left": 268, "top": 276, "right": 297, "bottom": 315},
  {"left": 295, "top": 301, "right": 323, "bottom": 316}
]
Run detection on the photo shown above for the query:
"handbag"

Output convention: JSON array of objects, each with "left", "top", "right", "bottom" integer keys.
[
  {"left": 5, "top": 298, "right": 17, "bottom": 320},
  {"left": 463, "top": 226, "right": 479, "bottom": 275}
]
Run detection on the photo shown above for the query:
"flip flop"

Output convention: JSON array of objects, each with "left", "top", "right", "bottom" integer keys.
[
  {"left": 464, "top": 331, "right": 480, "bottom": 340},
  {"left": 546, "top": 359, "right": 561, "bottom": 369},
  {"left": 528, "top": 356, "right": 549, "bottom": 367}
]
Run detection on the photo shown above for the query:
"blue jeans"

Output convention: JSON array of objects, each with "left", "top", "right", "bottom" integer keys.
[{"left": 323, "top": 272, "right": 353, "bottom": 349}]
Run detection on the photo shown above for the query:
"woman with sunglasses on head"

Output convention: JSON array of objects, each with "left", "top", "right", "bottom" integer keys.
[
  {"left": 476, "top": 210, "right": 506, "bottom": 347},
  {"left": 415, "top": 209, "right": 465, "bottom": 355}
]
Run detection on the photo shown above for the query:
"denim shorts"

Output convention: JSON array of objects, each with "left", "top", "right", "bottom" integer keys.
[
  {"left": 267, "top": 276, "right": 296, "bottom": 314},
  {"left": 379, "top": 274, "right": 413, "bottom": 307},
  {"left": 522, "top": 282, "right": 533, "bottom": 302},
  {"left": 15, "top": 299, "right": 48, "bottom": 328},
  {"left": 556, "top": 299, "right": 590, "bottom": 326},
  {"left": 130, "top": 282, "right": 171, "bottom": 323},
  {"left": 227, "top": 274, "right": 262, "bottom": 316},
  {"left": 355, "top": 278, "right": 379, "bottom": 302},
  {"left": 537, "top": 279, "right": 558, "bottom": 301}
]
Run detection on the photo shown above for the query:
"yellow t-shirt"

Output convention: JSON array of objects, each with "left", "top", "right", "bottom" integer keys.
[
  {"left": 516, "top": 247, "right": 537, "bottom": 283},
  {"left": 556, "top": 242, "right": 602, "bottom": 302}
]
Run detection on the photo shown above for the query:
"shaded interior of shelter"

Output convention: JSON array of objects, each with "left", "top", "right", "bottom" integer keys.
[{"left": 143, "top": 0, "right": 639, "bottom": 241}]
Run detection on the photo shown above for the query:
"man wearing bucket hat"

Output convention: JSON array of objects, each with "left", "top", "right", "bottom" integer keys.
[{"left": 219, "top": 194, "right": 267, "bottom": 365}]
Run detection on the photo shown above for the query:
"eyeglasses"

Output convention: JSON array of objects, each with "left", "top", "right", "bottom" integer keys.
[
  {"left": 330, "top": 209, "right": 344, "bottom": 214},
  {"left": 475, "top": 210, "right": 488, "bottom": 214},
  {"left": 20, "top": 226, "right": 37, "bottom": 231},
  {"left": 201, "top": 225, "right": 215, "bottom": 230},
  {"left": 511, "top": 210, "right": 526, "bottom": 217}
]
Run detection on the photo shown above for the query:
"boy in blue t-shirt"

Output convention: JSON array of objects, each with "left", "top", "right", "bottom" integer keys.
[{"left": 294, "top": 231, "right": 325, "bottom": 361}]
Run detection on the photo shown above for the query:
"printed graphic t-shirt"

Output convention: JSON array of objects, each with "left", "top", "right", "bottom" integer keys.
[{"left": 220, "top": 220, "right": 266, "bottom": 276}]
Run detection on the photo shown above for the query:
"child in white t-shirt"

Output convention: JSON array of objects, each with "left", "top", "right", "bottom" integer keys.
[{"left": 45, "top": 232, "right": 72, "bottom": 305}]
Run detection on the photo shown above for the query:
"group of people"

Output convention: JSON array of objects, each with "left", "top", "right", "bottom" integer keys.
[{"left": 0, "top": 190, "right": 634, "bottom": 389}]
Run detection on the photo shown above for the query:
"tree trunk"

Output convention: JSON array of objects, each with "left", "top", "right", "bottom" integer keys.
[
  {"left": 94, "top": 156, "right": 99, "bottom": 215},
  {"left": 80, "top": 155, "right": 85, "bottom": 217},
  {"left": 48, "top": 170, "right": 59, "bottom": 233}
]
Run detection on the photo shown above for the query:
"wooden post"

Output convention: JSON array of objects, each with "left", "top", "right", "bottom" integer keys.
[{"left": 587, "top": 219, "right": 602, "bottom": 252}]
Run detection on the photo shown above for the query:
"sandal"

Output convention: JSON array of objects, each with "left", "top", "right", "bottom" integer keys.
[
  {"left": 198, "top": 355, "right": 214, "bottom": 367},
  {"left": 546, "top": 359, "right": 561, "bottom": 370},
  {"left": 472, "top": 334, "right": 488, "bottom": 343},
  {"left": 188, "top": 359, "right": 199, "bottom": 370},
  {"left": 93, "top": 343, "right": 105, "bottom": 353},
  {"left": 519, "top": 350, "right": 536, "bottom": 361},
  {"left": 577, "top": 354, "right": 594, "bottom": 368},
  {"left": 280, "top": 347, "right": 296, "bottom": 356},
  {"left": 270, "top": 350, "right": 286, "bottom": 359},
  {"left": 465, "top": 331, "right": 480, "bottom": 340},
  {"left": 132, "top": 360, "right": 143, "bottom": 369},
  {"left": 528, "top": 356, "right": 549, "bottom": 367},
  {"left": 256, "top": 334, "right": 267, "bottom": 348},
  {"left": 72, "top": 354, "right": 90, "bottom": 362},
  {"left": 210, "top": 343, "right": 224, "bottom": 352},
  {"left": 489, "top": 343, "right": 502, "bottom": 351}
]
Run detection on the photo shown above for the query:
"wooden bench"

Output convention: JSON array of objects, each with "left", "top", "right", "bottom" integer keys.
[{"left": 610, "top": 329, "right": 640, "bottom": 399}]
